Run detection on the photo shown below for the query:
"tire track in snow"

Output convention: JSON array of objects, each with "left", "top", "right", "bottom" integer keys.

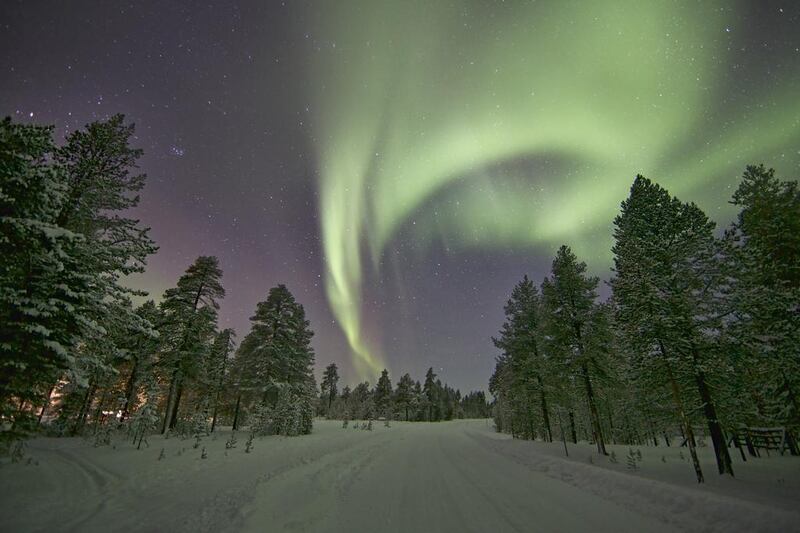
[
  {"left": 53, "top": 447, "right": 127, "bottom": 533},
  {"left": 188, "top": 430, "right": 389, "bottom": 533}
]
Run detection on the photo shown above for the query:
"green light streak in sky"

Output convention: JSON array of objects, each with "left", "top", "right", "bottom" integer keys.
[{"left": 313, "top": 0, "right": 800, "bottom": 378}]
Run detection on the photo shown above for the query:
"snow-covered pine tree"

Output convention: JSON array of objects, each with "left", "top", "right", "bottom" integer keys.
[
  {"left": 234, "top": 284, "right": 316, "bottom": 435},
  {"left": 727, "top": 165, "right": 800, "bottom": 430},
  {"left": 119, "top": 301, "right": 162, "bottom": 422},
  {"left": 159, "top": 256, "right": 224, "bottom": 433},
  {"left": 53, "top": 115, "right": 158, "bottom": 431},
  {"left": 131, "top": 380, "right": 160, "bottom": 450},
  {"left": 208, "top": 329, "right": 235, "bottom": 432},
  {"left": 0, "top": 118, "right": 104, "bottom": 447},
  {"left": 611, "top": 175, "right": 734, "bottom": 479},
  {"left": 300, "top": 375, "right": 316, "bottom": 434},
  {"left": 423, "top": 368, "right": 438, "bottom": 422},
  {"left": 319, "top": 363, "right": 339, "bottom": 417},
  {"left": 541, "top": 246, "right": 609, "bottom": 455},
  {"left": 374, "top": 369, "right": 393, "bottom": 419},
  {"left": 411, "top": 381, "right": 423, "bottom": 421},
  {"left": 394, "top": 373, "right": 415, "bottom": 421},
  {"left": 249, "top": 401, "right": 271, "bottom": 435},
  {"left": 492, "top": 275, "right": 553, "bottom": 441},
  {"left": 460, "top": 391, "right": 490, "bottom": 418}
]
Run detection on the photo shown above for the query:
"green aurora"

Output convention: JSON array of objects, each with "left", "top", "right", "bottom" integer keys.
[{"left": 311, "top": 1, "right": 800, "bottom": 378}]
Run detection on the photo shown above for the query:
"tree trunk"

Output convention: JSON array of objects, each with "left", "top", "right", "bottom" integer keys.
[
  {"left": 645, "top": 411, "right": 658, "bottom": 446},
  {"left": 169, "top": 378, "right": 184, "bottom": 430},
  {"left": 568, "top": 411, "right": 577, "bottom": 443},
  {"left": 692, "top": 358, "right": 734, "bottom": 476},
  {"left": 92, "top": 387, "right": 110, "bottom": 433},
  {"left": 210, "top": 352, "right": 229, "bottom": 433},
  {"left": 581, "top": 362, "right": 607, "bottom": 455},
  {"left": 606, "top": 404, "right": 616, "bottom": 445},
  {"left": 557, "top": 410, "right": 569, "bottom": 457},
  {"left": 37, "top": 383, "right": 56, "bottom": 425},
  {"left": 537, "top": 375, "right": 552, "bottom": 442},
  {"left": 74, "top": 379, "right": 97, "bottom": 435},
  {"left": 232, "top": 393, "right": 242, "bottom": 431},
  {"left": 657, "top": 340, "right": 704, "bottom": 482},
  {"left": 121, "top": 357, "right": 139, "bottom": 422},
  {"left": 161, "top": 369, "right": 179, "bottom": 434},
  {"left": 210, "top": 391, "right": 221, "bottom": 433},
  {"left": 527, "top": 408, "right": 535, "bottom": 440},
  {"left": 664, "top": 366, "right": 704, "bottom": 483}
]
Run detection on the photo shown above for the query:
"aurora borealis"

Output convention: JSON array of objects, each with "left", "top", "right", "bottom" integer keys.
[
  {"left": 2, "top": 0, "right": 798, "bottom": 388},
  {"left": 313, "top": 1, "right": 800, "bottom": 377}
]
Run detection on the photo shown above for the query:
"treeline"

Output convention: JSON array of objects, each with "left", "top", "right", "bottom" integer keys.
[
  {"left": 490, "top": 167, "right": 799, "bottom": 483},
  {"left": 318, "top": 365, "right": 491, "bottom": 422},
  {"left": 0, "top": 115, "right": 315, "bottom": 453}
]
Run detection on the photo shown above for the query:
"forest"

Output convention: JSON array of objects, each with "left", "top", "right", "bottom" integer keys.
[
  {"left": 490, "top": 168, "right": 800, "bottom": 483},
  {"left": 0, "top": 114, "right": 489, "bottom": 460},
  {"left": 2, "top": 113, "right": 799, "bottom": 489}
]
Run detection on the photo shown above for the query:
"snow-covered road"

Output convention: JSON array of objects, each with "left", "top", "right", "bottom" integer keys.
[
  {"left": 1, "top": 420, "right": 798, "bottom": 532},
  {"left": 236, "top": 420, "right": 671, "bottom": 532}
]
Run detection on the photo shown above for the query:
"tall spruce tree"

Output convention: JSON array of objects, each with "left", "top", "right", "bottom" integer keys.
[
  {"left": 320, "top": 363, "right": 340, "bottom": 415},
  {"left": 374, "top": 369, "right": 393, "bottom": 418},
  {"left": 493, "top": 275, "right": 552, "bottom": 441},
  {"left": 423, "top": 368, "right": 439, "bottom": 421},
  {"left": 541, "top": 246, "right": 608, "bottom": 455},
  {"left": 119, "top": 301, "right": 162, "bottom": 422},
  {"left": 395, "top": 373, "right": 415, "bottom": 421},
  {"left": 159, "top": 256, "right": 224, "bottom": 433},
  {"left": 727, "top": 165, "right": 800, "bottom": 428},
  {"left": 55, "top": 115, "right": 158, "bottom": 410},
  {"left": 611, "top": 175, "right": 733, "bottom": 479},
  {"left": 235, "top": 284, "right": 316, "bottom": 435},
  {"left": 0, "top": 118, "right": 101, "bottom": 445}
]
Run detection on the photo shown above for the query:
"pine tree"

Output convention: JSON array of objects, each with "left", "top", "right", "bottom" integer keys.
[
  {"left": 492, "top": 275, "right": 553, "bottom": 441},
  {"left": 159, "top": 256, "right": 224, "bottom": 433},
  {"left": 395, "top": 373, "right": 415, "bottom": 421},
  {"left": 350, "top": 381, "right": 374, "bottom": 420},
  {"left": 412, "top": 381, "right": 423, "bottom": 421},
  {"left": 460, "top": 391, "right": 490, "bottom": 418},
  {"left": 119, "top": 301, "right": 162, "bottom": 422},
  {"left": 611, "top": 175, "right": 733, "bottom": 479},
  {"left": 541, "top": 245, "right": 608, "bottom": 455},
  {"left": 320, "top": 363, "right": 340, "bottom": 416},
  {"left": 235, "top": 284, "right": 316, "bottom": 435},
  {"left": 374, "top": 369, "right": 393, "bottom": 419},
  {"left": 53, "top": 115, "right": 158, "bottom": 429},
  {"left": 423, "top": 368, "right": 438, "bottom": 422},
  {"left": 131, "top": 379, "right": 160, "bottom": 450},
  {"left": 727, "top": 165, "right": 800, "bottom": 428},
  {"left": 0, "top": 118, "right": 101, "bottom": 446},
  {"left": 208, "top": 329, "right": 235, "bottom": 432}
]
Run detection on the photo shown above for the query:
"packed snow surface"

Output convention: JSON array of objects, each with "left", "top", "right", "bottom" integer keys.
[{"left": 1, "top": 419, "right": 798, "bottom": 532}]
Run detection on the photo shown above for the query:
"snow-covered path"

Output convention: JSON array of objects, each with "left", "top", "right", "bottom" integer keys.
[
  {"left": 2, "top": 420, "right": 798, "bottom": 532},
  {"left": 236, "top": 420, "right": 670, "bottom": 532}
]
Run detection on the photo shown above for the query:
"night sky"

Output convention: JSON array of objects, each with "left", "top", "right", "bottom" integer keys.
[{"left": 2, "top": 1, "right": 799, "bottom": 391}]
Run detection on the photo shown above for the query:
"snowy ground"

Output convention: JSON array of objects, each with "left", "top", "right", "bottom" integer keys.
[{"left": 1, "top": 419, "right": 798, "bottom": 533}]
